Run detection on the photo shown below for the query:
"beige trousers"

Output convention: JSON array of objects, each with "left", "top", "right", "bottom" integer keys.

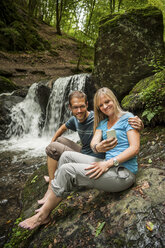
[{"left": 51, "top": 151, "right": 136, "bottom": 198}]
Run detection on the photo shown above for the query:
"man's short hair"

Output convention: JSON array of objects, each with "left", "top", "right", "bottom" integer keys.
[{"left": 69, "top": 91, "right": 87, "bottom": 106}]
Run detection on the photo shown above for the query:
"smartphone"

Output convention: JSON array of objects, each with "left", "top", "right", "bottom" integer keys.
[{"left": 106, "top": 129, "right": 117, "bottom": 139}]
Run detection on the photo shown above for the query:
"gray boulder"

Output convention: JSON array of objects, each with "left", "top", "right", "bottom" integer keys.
[{"left": 93, "top": 6, "right": 165, "bottom": 101}]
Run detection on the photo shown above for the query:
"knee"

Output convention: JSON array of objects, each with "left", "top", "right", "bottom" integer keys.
[
  {"left": 58, "top": 163, "right": 75, "bottom": 178},
  {"left": 45, "top": 142, "right": 60, "bottom": 160},
  {"left": 59, "top": 151, "right": 72, "bottom": 165}
]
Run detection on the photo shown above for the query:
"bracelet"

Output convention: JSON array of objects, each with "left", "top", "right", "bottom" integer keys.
[{"left": 92, "top": 144, "right": 99, "bottom": 154}]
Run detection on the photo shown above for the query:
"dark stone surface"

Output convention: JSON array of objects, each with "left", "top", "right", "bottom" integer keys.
[
  {"left": 93, "top": 6, "right": 165, "bottom": 101},
  {"left": 0, "top": 94, "right": 23, "bottom": 140}
]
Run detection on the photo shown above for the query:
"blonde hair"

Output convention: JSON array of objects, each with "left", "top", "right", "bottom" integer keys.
[{"left": 93, "top": 87, "right": 127, "bottom": 132}]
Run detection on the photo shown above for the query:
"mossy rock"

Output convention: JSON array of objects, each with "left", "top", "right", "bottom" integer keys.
[
  {"left": 121, "top": 69, "right": 165, "bottom": 126},
  {"left": 93, "top": 6, "right": 165, "bottom": 101},
  {"left": 0, "top": 76, "right": 18, "bottom": 93}
]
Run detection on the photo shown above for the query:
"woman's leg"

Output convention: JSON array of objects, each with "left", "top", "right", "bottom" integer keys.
[
  {"left": 58, "top": 151, "right": 102, "bottom": 169},
  {"left": 19, "top": 189, "right": 62, "bottom": 230},
  {"left": 52, "top": 161, "right": 135, "bottom": 197}
]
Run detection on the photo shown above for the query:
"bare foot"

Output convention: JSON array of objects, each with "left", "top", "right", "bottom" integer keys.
[
  {"left": 38, "top": 187, "right": 52, "bottom": 205},
  {"left": 18, "top": 212, "right": 50, "bottom": 230},
  {"left": 35, "top": 207, "right": 42, "bottom": 213},
  {"left": 44, "top": 175, "right": 49, "bottom": 183}
]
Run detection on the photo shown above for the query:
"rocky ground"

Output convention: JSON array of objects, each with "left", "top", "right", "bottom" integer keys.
[{"left": 0, "top": 126, "right": 164, "bottom": 247}]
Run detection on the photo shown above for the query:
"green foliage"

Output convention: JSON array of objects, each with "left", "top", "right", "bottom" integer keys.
[
  {"left": 148, "top": 55, "right": 165, "bottom": 73},
  {"left": 140, "top": 79, "right": 164, "bottom": 122},
  {"left": 122, "top": 70, "right": 165, "bottom": 125},
  {"left": 4, "top": 217, "right": 31, "bottom": 248}
]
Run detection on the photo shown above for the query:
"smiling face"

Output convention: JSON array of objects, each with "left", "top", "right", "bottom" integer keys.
[
  {"left": 69, "top": 97, "right": 89, "bottom": 122},
  {"left": 98, "top": 94, "right": 115, "bottom": 117}
]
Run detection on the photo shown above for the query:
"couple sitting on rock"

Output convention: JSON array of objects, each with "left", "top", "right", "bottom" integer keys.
[{"left": 19, "top": 87, "right": 143, "bottom": 229}]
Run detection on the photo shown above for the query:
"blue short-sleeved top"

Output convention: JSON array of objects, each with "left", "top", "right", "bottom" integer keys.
[
  {"left": 97, "top": 112, "right": 138, "bottom": 174},
  {"left": 65, "top": 111, "right": 104, "bottom": 159}
]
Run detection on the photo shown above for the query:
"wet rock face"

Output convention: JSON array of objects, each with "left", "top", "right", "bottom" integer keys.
[
  {"left": 0, "top": 95, "right": 23, "bottom": 140},
  {"left": 35, "top": 82, "right": 51, "bottom": 115},
  {"left": 93, "top": 6, "right": 165, "bottom": 100}
]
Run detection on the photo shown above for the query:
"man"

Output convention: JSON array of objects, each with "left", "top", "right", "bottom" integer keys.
[{"left": 38, "top": 90, "right": 143, "bottom": 204}]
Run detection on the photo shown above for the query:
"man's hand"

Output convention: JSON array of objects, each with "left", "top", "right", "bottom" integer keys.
[
  {"left": 96, "top": 137, "right": 117, "bottom": 153},
  {"left": 128, "top": 116, "right": 144, "bottom": 132},
  {"left": 85, "top": 161, "right": 109, "bottom": 179}
]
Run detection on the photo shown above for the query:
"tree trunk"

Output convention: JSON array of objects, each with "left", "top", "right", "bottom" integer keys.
[
  {"left": 56, "top": 0, "right": 62, "bottom": 35},
  {"left": 76, "top": 0, "right": 96, "bottom": 71}
]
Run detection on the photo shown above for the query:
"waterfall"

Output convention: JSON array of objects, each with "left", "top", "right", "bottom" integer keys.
[
  {"left": 7, "top": 73, "right": 89, "bottom": 139},
  {"left": 44, "top": 73, "right": 86, "bottom": 136},
  {"left": 6, "top": 83, "right": 43, "bottom": 138}
]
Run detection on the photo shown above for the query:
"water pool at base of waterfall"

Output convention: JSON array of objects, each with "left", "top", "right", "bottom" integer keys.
[{"left": 0, "top": 132, "right": 79, "bottom": 162}]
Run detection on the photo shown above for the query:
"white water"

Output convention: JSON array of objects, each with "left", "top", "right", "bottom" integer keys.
[{"left": 0, "top": 74, "right": 89, "bottom": 162}]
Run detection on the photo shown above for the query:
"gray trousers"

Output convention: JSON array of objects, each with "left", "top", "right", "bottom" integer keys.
[{"left": 51, "top": 151, "right": 136, "bottom": 198}]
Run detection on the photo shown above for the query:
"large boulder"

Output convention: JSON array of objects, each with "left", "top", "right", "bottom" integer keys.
[
  {"left": 93, "top": 6, "right": 165, "bottom": 101},
  {"left": 121, "top": 69, "right": 165, "bottom": 126}
]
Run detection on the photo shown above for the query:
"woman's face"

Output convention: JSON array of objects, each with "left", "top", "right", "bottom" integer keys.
[{"left": 98, "top": 94, "right": 115, "bottom": 117}]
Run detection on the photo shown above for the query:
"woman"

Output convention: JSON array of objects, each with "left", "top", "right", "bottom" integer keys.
[{"left": 19, "top": 87, "right": 140, "bottom": 230}]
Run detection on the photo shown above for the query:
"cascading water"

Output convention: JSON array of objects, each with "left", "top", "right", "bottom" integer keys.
[
  {"left": 44, "top": 73, "right": 86, "bottom": 136},
  {"left": 6, "top": 83, "right": 43, "bottom": 138},
  {"left": 0, "top": 73, "right": 90, "bottom": 159}
]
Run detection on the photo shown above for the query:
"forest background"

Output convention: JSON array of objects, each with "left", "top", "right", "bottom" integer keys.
[{"left": 0, "top": 0, "right": 165, "bottom": 74}]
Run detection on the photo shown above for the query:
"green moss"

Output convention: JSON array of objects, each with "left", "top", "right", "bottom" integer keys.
[
  {"left": 0, "top": 76, "right": 18, "bottom": 93},
  {"left": 4, "top": 217, "right": 32, "bottom": 248},
  {"left": 122, "top": 70, "right": 165, "bottom": 125},
  {"left": 99, "top": 6, "right": 161, "bottom": 30}
]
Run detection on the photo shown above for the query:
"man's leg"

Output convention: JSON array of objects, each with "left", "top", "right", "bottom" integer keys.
[
  {"left": 37, "top": 157, "right": 58, "bottom": 205},
  {"left": 38, "top": 137, "right": 81, "bottom": 205}
]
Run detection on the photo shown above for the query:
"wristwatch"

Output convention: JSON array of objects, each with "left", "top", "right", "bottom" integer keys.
[
  {"left": 92, "top": 144, "right": 99, "bottom": 154},
  {"left": 113, "top": 158, "right": 119, "bottom": 167}
]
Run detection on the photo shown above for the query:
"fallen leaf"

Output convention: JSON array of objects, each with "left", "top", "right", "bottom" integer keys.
[
  {"left": 148, "top": 158, "right": 152, "bottom": 164},
  {"left": 95, "top": 222, "right": 106, "bottom": 237},
  {"left": 146, "top": 221, "right": 154, "bottom": 231},
  {"left": 6, "top": 220, "right": 12, "bottom": 224},
  {"left": 141, "top": 181, "right": 150, "bottom": 189}
]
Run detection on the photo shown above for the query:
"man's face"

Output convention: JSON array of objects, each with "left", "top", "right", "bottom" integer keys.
[{"left": 69, "top": 97, "right": 88, "bottom": 122}]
